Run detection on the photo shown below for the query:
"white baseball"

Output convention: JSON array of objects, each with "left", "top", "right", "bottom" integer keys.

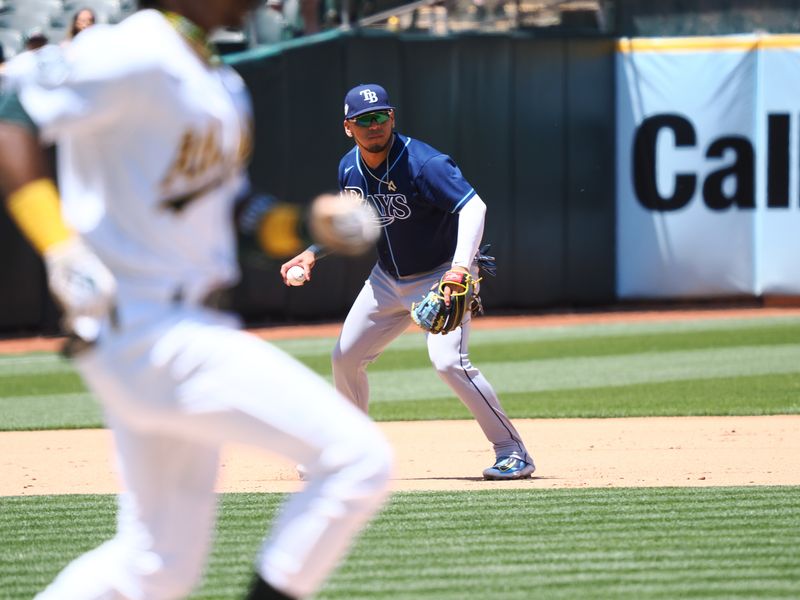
[{"left": 287, "top": 265, "right": 306, "bottom": 286}]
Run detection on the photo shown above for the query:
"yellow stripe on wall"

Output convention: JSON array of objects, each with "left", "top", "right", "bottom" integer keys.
[{"left": 617, "top": 34, "right": 800, "bottom": 53}]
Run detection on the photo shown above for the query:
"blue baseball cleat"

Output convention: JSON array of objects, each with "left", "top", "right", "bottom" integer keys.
[{"left": 483, "top": 456, "right": 535, "bottom": 480}]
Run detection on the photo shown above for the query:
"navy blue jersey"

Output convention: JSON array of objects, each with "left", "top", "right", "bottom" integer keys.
[{"left": 338, "top": 134, "right": 476, "bottom": 278}]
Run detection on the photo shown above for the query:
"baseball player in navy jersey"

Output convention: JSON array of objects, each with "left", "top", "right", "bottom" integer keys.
[
  {"left": 281, "top": 83, "right": 535, "bottom": 480},
  {"left": 0, "top": 4, "right": 391, "bottom": 599}
]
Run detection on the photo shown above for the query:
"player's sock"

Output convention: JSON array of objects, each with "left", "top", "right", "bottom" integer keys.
[{"left": 244, "top": 575, "right": 296, "bottom": 599}]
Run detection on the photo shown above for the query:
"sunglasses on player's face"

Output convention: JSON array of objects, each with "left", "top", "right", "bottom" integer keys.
[{"left": 351, "top": 111, "right": 391, "bottom": 127}]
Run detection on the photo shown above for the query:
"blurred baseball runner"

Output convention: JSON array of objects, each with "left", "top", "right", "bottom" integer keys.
[
  {"left": 281, "top": 84, "right": 535, "bottom": 481},
  {"left": 0, "top": 3, "right": 390, "bottom": 599}
]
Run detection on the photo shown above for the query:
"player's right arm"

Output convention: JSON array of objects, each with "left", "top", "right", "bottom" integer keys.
[
  {"left": 276, "top": 155, "right": 356, "bottom": 285},
  {"left": 0, "top": 92, "right": 116, "bottom": 341}
]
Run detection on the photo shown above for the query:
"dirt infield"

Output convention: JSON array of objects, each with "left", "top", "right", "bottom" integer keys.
[
  {"left": 2, "top": 416, "right": 799, "bottom": 496},
  {"left": 2, "top": 305, "right": 800, "bottom": 496}
]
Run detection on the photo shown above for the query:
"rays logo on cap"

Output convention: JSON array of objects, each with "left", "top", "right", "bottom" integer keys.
[
  {"left": 343, "top": 83, "right": 394, "bottom": 120},
  {"left": 360, "top": 89, "right": 379, "bottom": 103}
]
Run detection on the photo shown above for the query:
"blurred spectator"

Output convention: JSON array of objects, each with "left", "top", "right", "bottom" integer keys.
[
  {"left": 253, "top": 0, "right": 291, "bottom": 44},
  {"left": 300, "top": 0, "right": 321, "bottom": 33},
  {"left": 23, "top": 28, "right": 49, "bottom": 52},
  {"left": 323, "top": 0, "right": 376, "bottom": 28},
  {"left": 1, "top": 28, "right": 46, "bottom": 77},
  {"left": 267, "top": 0, "right": 285, "bottom": 15},
  {"left": 2, "top": 28, "right": 48, "bottom": 78},
  {"left": 64, "top": 8, "right": 97, "bottom": 45},
  {"left": 283, "top": 0, "right": 303, "bottom": 35},
  {"left": 473, "top": 0, "right": 503, "bottom": 23}
]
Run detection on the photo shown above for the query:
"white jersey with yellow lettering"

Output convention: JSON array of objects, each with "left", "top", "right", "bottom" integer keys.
[{"left": 6, "top": 9, "right": 249, "bottom": 303}]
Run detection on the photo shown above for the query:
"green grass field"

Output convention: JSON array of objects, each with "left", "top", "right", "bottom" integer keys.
[{"left": 1, "top": 314, "right": 799, "bottom": 598}]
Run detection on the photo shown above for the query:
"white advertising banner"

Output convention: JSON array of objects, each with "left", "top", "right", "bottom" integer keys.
[
  {"left": 616, "top": 35, "right": 800, "bottom": 298},
  {"left": 757, "top": 43, "right": 800, "bottom": 294}
]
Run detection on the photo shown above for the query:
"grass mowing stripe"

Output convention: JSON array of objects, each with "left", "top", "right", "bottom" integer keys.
[
  {"left": 1, "top": 487, "right": 797, "bottom": 599},
  {"left": 325, "top": 487, "right": 800, "bottom": 599},
  {"left": 0, "top": 354, "right": 73, "bottom": 376},
  {"left": 268, "top": 315, "right": 800, "bottom": 356},
  {"left": 357, "top": 323, "right": 800, "bottom": 373},
  {"left": 3, "top": 318, "right": 799, "bottom": 373},
  {"left": 2, "top": 321, "right": 800, "bottom": 426},
  {"left": 0, "top": 372, "right": 86, "bottom": 395},
  {"left": 365, "top": 344, "right": 800, "bottom": 403},
  {"left": 488, "top": 372, "right": 800, "bottom": 419},
  {"left": 7, "top": 328, "right": 800, "bottom": 393},
  {"left": 324, "top": 543, "right": 799, "bottom": 564},
  {"left": 10, "top": 358, "right": 800, "bottom": 430},
  {"left": 333, "top": 564, "right": 793, "bottom": 580},
  {"left": 0, "top": 393, "right": 103, "bottom": 431}
]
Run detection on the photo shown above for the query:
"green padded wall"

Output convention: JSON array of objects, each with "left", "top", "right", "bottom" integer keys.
[
  {"left": 564, "top": 38, "right": 616, "bottom": 305},
  {"left": 512, "top": 38, "right": 568, "bottom": 307}
]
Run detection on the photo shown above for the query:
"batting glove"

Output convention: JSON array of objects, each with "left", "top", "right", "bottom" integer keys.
[{"left": 43, "top": 237, "right": 117, "bottom": 341}]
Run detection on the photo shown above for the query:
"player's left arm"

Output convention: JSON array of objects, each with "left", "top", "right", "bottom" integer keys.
[
  {"left": 416, "top": 155, "right": 485, "bottom": 302},
  {"left": 415, "top": 155, "right": 481, "bottom": 254},
  {"left": 451, "top": 195, "right": 486, "bottom": 271},
  {"left": 439, "top": 195, "right": 485, "bottom": 305}
]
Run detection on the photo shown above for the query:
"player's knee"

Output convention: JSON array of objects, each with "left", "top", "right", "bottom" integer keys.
[
  {"left": 318, "top": 428, "right": 393, "bottom": 501},
  {"left": 429, "top": 353, "right": 467, "bottom": 377},
  {"left": 332, "top": 341, "right": 353, "bottom": 369},
  {"left": 332, "top": 341, "right": 368, "bottom": 373}
]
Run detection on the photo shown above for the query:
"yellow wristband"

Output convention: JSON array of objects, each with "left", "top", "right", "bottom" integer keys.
[
  {"left": 257, "top": 203, "right": 303, "bottom": 258},
  {"left": 6, "top": 179, "right": 74, "bottom": 254}
]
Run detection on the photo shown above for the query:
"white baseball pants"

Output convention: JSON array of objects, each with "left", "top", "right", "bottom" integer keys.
[
  {"left": 332, "top": 263, "right": 531, "bottom": 464},
  {"left": 36, "top": 301, "right": 392, "bottom": 600}
]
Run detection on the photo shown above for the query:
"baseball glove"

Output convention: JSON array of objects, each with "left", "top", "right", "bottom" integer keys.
[{"left": 411, "top": 270, "right": 478, "bottom": 334}]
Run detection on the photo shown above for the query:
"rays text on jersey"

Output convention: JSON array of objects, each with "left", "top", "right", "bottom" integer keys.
[{"left": 344, "top": 186, "right": 409, "bottom": 226}]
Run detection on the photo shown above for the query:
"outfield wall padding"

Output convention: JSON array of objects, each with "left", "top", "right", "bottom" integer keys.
[{"left": 0, "top": 30, "right": 616, "bottom": 334}]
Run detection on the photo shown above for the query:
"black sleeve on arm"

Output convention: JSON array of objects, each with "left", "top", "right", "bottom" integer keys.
[{"left": 0, "top": 92, "right": 38, "bottom": 133}]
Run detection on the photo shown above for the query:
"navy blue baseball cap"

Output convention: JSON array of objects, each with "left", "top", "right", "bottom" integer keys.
[{"left": 343, "top": 84, "right": 394, "bottom": 120}]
